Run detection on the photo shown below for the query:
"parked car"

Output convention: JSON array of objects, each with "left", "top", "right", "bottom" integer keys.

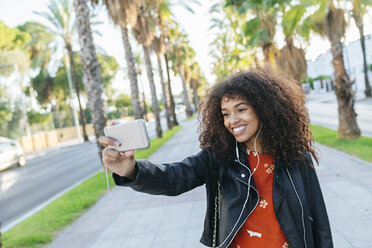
[{"left": 0, "top": 137, "right": 26, "bottom": 171}]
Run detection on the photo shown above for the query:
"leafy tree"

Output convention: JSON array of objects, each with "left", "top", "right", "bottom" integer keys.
[
  {"left": 225, "top": 0, "right": 286, "bottom": 64},
  {"left": 209, "top": 3, "right": 255, "bottom": 80},
  {"left": 0, "top": 85, "right": 12, "bottom": 126},
  {"left": 35, "top": 0, "right": 89, "bottom": 141},
  {"left": 0, "top": 22, "right": 33, "bottom": 137},
  {"left": 27, "top": 110, "right": 52, "bottom": 125},
  {"left": 301, "top": 0, "right": 360, "bottom": 139}
]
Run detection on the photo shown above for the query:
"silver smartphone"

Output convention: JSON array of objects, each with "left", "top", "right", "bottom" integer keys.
[{"left": 104, "top": 119, "right": 150, "bottom": 152}]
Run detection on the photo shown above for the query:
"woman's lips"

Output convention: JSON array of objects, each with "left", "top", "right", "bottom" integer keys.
[{"left": 232, "top": 125, "right": 246, "bottom": 135}]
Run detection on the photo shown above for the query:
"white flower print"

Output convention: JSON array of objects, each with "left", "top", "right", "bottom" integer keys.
[
  {"left": 282, "top": 241, "right": 290, "bottom": 248},
  {"left": 264, "top": 163, "right": 274, "bottom": 174},
  {"left": 259, "top": 199, "right": 268, "bottom": 208}
]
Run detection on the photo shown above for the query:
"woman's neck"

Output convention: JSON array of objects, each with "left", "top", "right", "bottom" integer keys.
[{"left": 245, "top": 137, "right": 263, "bottom": 154}]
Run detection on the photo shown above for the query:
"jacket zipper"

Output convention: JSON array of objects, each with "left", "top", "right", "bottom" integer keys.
[
  {"left": 216, "top": 161, "right": 259, "bottom": 248},
  {"left": 225, "top": 184, "right": 259, "bottom": 248},
  {"left": 286, "top": 168, "right": 307, "bottom": 248}
]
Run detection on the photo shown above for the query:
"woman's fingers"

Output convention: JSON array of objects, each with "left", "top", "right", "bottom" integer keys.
[
  {"left": 98, "top": 136, "right": 120, "bottom": 147},
  {"left": 122, "top": 150, "right": 135, "bottom": 157},
  {"left": 102, "top": 148, "right": 122, "bottom": 159}
]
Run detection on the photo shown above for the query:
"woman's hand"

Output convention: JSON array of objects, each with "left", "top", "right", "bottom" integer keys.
[{"left": 98, "top": 136, "right": 137, "bottom": 180}]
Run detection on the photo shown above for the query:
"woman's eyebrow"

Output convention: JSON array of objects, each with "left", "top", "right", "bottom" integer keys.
[
  {"left": 221, "top": 102, "right": 248, "bottom": 111},
  {"left": 235, "top": 102, "right": 248, "bottom": 107}
]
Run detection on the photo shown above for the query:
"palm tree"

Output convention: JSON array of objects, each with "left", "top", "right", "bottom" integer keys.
[
  {"left": 189, "top": 61, "right": 202, "bottom": 110},
  {"left": 153, "top": 36, "right": 172, "bottom": 130},
  {"left": 278, "top": 4, "right": 307, "bottom": 83},
  {"left": 168, "top": 25, "right": 194, "bottom": 117},
  {"left": 73, "top": 0, "right": 106, "bottom": 152},
  {"left": 35, "top": 0, "right": 89, "bottom": 141},
  {"left": 304, "top": 0, "right": 361, "bottom": 139},
  {"left": 105, "top": 0, "right": 144, "bottom": 120},
  {"left": 164, "top": 52, "right": 179, "bottom": 126},
  {"left": 225, "top": 0, "right": 279, "bottom": 64},
  {"left": 209, "top": 3, "right": 255, "bottom": 79},
  {"left": 133, "top": 6, "right": 163, "bottom": 138},
  {"left": 132, "top": 52, "right": 149, "bottom": 121},
  {"left": 351, "top": 0, "right": 372, "bottom": 97}
]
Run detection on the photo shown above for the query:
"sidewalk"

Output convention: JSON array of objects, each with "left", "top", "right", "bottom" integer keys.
[{"left": 48, "top": 119, "right": 372, "bottom": 248}]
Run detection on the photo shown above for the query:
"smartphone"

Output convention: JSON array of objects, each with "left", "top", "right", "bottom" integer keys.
[{"left": 104, "top": 119, "right": 150, "bottom": 152}]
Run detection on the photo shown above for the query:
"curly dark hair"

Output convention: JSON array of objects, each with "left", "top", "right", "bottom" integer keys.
[{"left": 198, "top": 68, "right": 318, "bottom": 166}]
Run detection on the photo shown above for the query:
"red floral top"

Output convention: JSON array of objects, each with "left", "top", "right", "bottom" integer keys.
[{"left": 229, "top": 152, "right": 290, "bottom": 248}]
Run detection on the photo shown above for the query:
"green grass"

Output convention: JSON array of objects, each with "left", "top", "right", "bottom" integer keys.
[
  {"left": 186, "top": 113, "right": 196, "bottom": 121},
  {"left": 311, "top": 125, "right": 372, "bottom": 162},
  {"left": 2, "top": 125, "right": 182, "bottom": 248}
]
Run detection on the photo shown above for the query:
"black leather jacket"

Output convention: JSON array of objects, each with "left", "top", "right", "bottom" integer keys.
[{"left": 113, "top": 148, "right": 333, "bottom": 248}]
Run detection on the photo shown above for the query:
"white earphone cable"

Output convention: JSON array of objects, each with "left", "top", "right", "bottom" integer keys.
[{"left": 217, "top": 124, "right": 262, "bottom": 247}]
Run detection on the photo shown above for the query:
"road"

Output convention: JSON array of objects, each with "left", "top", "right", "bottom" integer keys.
[
  {"left": 307, "top": 94, "right": 372, "bottom": 137},
  {"left": 0, "top": 112, "right": 186, "bottom": 232},
  {"left": 1, "top": 94, "right": 369, "bottom": 232}
]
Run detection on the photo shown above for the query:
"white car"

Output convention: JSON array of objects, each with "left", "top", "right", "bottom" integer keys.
[{"left": 0, "top": 137, "right": 26, "bottom": 171}]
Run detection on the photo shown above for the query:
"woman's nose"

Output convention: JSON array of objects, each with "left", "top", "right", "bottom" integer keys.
[{"left": 230, "top": 113, "right": 239, "bottom": 124}]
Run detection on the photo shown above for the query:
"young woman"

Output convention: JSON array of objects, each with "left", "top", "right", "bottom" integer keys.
[{"left": 99, "top": 68, "right": 333, "bottom": 248}]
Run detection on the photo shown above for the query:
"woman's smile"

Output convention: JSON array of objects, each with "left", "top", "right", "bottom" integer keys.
[
  {"left": 232, "top": 125, "right": 247, "bottom": 135},
  {"left": 221, "top": 96, "right": 261, "bottom": 151}
]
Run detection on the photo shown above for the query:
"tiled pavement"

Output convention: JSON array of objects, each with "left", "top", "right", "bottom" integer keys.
[{"left": 48, "top": 118, "right": 372, "bottom": 248}]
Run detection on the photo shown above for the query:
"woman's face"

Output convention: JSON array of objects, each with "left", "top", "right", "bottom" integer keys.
[{"left": 221, "top": 96, "right": 260, "bottom": 149}]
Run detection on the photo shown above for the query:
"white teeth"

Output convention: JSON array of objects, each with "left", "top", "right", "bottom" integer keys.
[{"left": 233, "top": 126, "right": 245, "bottom": 133}]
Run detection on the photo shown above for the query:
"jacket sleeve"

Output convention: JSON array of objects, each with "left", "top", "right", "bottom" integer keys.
[
  {"left": 112, "top": 149, "right": 212, "bottom": 196},
  {"left": 305, "top": 155, "right": 334, "bottom": 248}
]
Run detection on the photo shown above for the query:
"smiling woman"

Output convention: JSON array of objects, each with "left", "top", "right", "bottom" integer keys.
[
  {"left": 220, "top": 97, "right": 261, "bottom": 153},
  {"left": 99, "top": 68, "right": 333, "bottom": 248}
]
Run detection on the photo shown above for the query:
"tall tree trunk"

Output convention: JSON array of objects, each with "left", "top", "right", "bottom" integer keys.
[
  {"left": 121, "top": 26, "right": 144, "bottom": 118},
  {"left": 139, "top": 77, "right": 148, "bottom": 121},
  {"left": 190, "top": 79, "right": 199, "bottom": 111},
  {"left": 53, "top": 101, "right": 62, "bottom": 128},
  {"left": 330, "top": 39, "right": 361, "bottom": 139},
  {"left": 156, "top": 54, "right": 172, "bottom": 130},
  {"left": 73, "top": 0, "right": 106, "bottom": 151},
  {"left": 66, "top": 43, "right": 89, "bottom": 141},
  {"left": 179, "top": 68, "right": 193, "bottom": 118},
  {"left": 143, "top": 45, "right": 162, "bottom": 138},
  {"left": 262, "top": 43, "right": 272, "bottom": 64},
  {"left": 353, "top": 14, "right": 372, "bottom": 97},
  {"left": 164, "top": 53, "right": 178, "bottom": 126}
]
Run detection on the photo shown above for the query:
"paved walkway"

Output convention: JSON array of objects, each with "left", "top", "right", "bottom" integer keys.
[{"left": 48, "top": 118, "right": 372, "bottom": 248}]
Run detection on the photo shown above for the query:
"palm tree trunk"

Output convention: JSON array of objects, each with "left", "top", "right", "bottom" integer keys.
[
  {"left": 143, "top": 45, "right": 162, "bottom": 138},
  {"left": 330, "top": 39, "right": 361, "bottom": 139},
  {"left": 190, "top": 79, "right": 199, "bottom": 111},
  {"left": 156, "top": 53, "right": 172, "bottom": 130},
  {"left": 353, "top": 14, "right": 372, "bottom": 97},
  {"left": 262, "top": 43, "right": 271, "bottom": 64},
  {"left": 73, "top": 0, "right": 106, "bottom": 151},
  {"left": 121, "top": 26, "right": 144, "bottom": 118},
  {"left": 164, "top": 53, "right": 178, "bottom": 126},
  {"left": 66, "top": 43, "right": 89, "bottom": 142},
  {"left": 179, "top": 68, "right": 194, "bottom": 118}
]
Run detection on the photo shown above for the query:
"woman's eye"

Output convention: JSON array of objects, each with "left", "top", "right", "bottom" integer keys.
[
  {"left": 238, "top": 108, "right": 246, "bottom": 113},
  {"left": 222, "top": 113, "right": 229, "bottom": 117}
]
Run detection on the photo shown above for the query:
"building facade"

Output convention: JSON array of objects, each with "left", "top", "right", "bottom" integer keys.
[{"left": 307, "top": 33, "right": 372, "bottom": 94}]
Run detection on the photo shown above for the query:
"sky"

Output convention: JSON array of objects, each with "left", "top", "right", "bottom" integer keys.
[{"left": 1, "top": 0, "right": 372, "bottom": 97}]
